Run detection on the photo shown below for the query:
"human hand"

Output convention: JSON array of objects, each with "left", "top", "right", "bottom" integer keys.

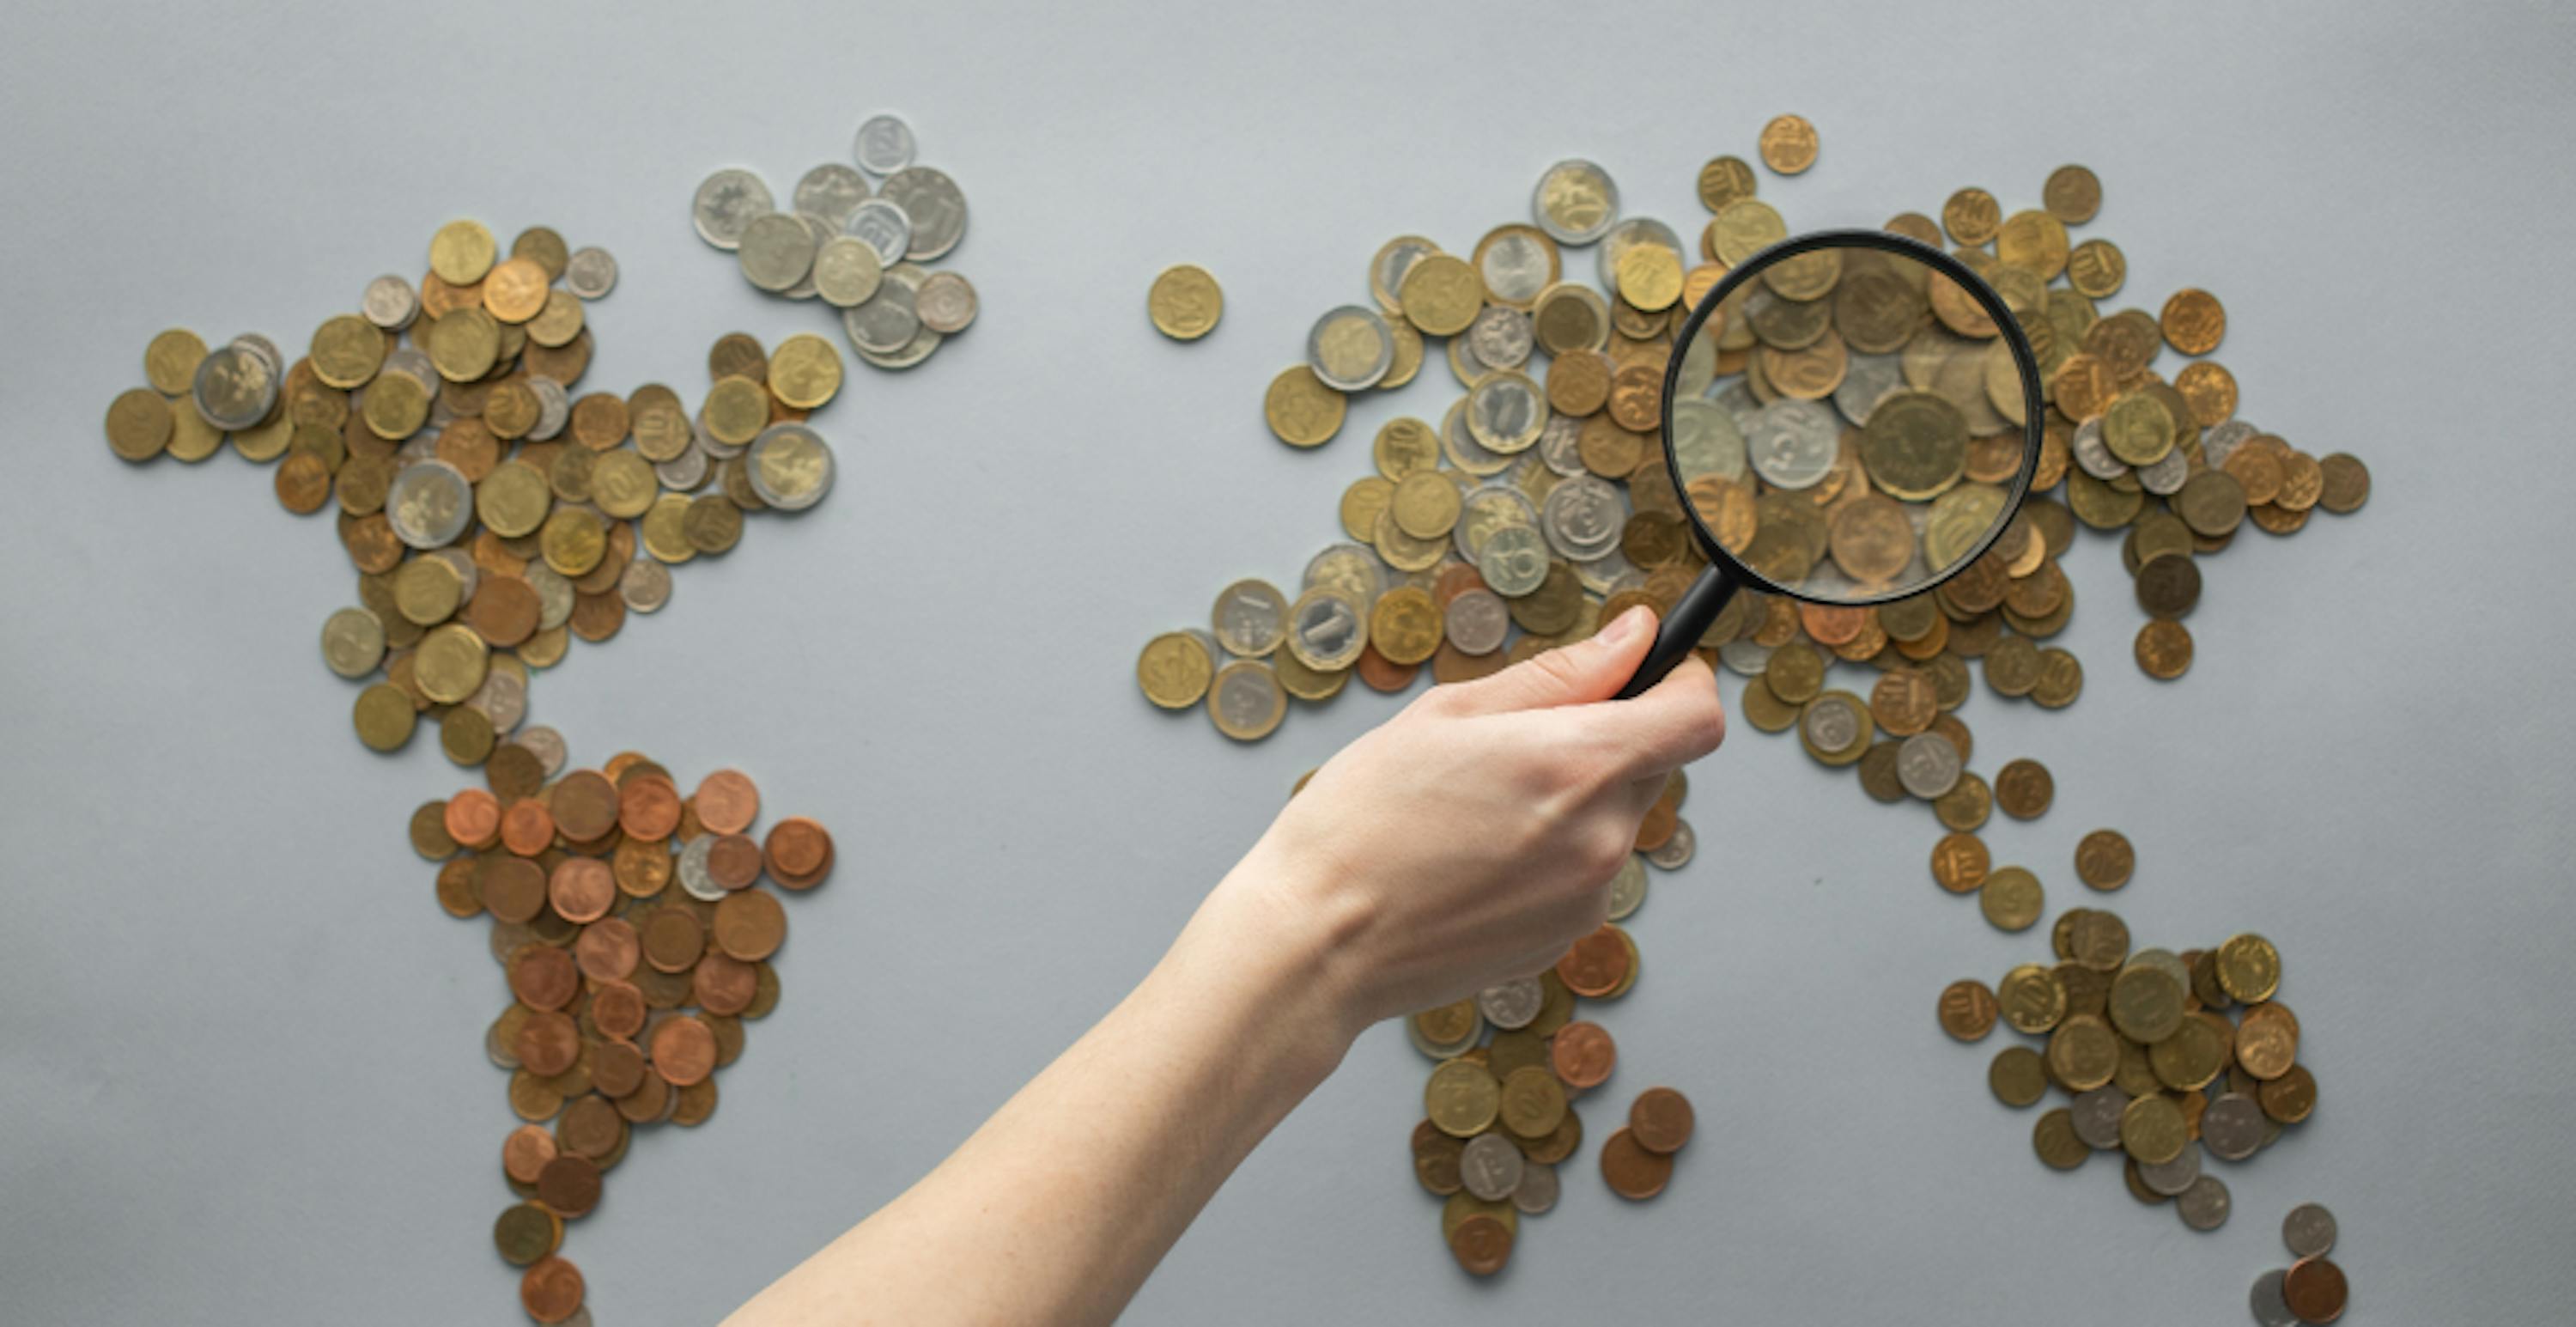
[{"left": 1225, "top": 606, "right": 1726, "bottom": 1038}]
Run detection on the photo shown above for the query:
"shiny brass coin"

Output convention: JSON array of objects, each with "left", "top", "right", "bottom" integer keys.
[
  {"left": 768, "top": 334, "right": 842, "bottom": 410},
  {"left": 1757, "top": 114, "right": 1818, "bottom": 174},
  {"left": 1425, "top": 1058, "right": 1501, "bottom": 1138},
  {"left": 1989, "top": 1046, "right": 2048, "bottom": 1107},
  {"left": 1997, "top": 963, "right": 2067, "bottom": 1035},
  {"left": 2075, "top": 829, "right": 2134, "bottom": 891},
  {"left": 104, "top": 389, "right": 174, "bottom": 461},
  {"left": 1979, "top": 865, "right": 2042, "bottom": 932},
  {"left": 1137, "top": 631, "right": 1214, "bottom": 709},
  {"left": 2214, "top": 933, "right": 2282, "bottom": 1003},
  {"left": 2043, "top": 165, "right": 2103, "bottom": 224},
  {"left": 1148, "top": 264, "right": 1223, "bottom": 340},
  {"left": 1938, "top": 978, "right": 1997, "bottom": 1041},
  {"left": 1263, "top": 366, "right": 1345, "bottom": 447},
  {"left": 1397, "top": 253, "right": 1483, "bottom": 336}
]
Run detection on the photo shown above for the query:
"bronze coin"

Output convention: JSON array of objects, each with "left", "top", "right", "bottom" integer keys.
[
  {"left": 556, "top": 1093, "right": 623, "bottom": 1160},
  {"left": 1939, "top": 978, "right": 1999, "bottom": 1041},
  {"left": 611, "top": 837, "right": 672, "bottom": 897},
  {"left": 492, "top": 1202, "right": 561, "bottom": 1267},
  {"left": 693, "top": 953, "right": 759, "bottom": 1015},
  {"left": 1411, "top": 1119, "right": 1464, "bottom": 1196},
  {"left": 1994, "top": 758, "right": 2054, "bottom": 819},
  {"left": 499, "top": 800, "right": 555, "bottom": 857},
  {"left": 1930, "top": 831, "right": 1990, "bottom": 893},
  {"left": 1629, "top": 1087, "right": 1696, "bottom": 1154},
  {"left": 618, "top": 774, "right": 682, "bottom": 841},
  {"left": 2075, "top": 829, "right": 2136, "bottom": 891},
  {"left": 1447, "top": 1214, "right": 1514, "bottom": 1276},
  {"left": 707, "top": 833, "right": 765, "bottom": 891},
  {"left": 550, "top": 770, "right": 620, "bottom": 841},
  {"left": 2136, "top": 619, "right": 2194, "bottom": 679},
  {"left": 465, "top": 575, "right": 542, "bottom": 647},
  {"left": 480, "top": 856, "right": 548, "bottom": 923},
  {"left": 712, "top": 889, "right": 787, "bottom": 962},
  {"left": 1554, "top": 925, "right": 1630, "bottom": 997},
  {"left": 574, "top": 919, "right": 640, "bottom": 984},
  {"left": 640, "top": 906, "right": 706, "bottom": 973},
  {"left": 519, "top": 1255, "right": 586, "bottom": 1324},
  {"left": 547, "top": 857, "right": 615, "bottom": 923},
  {"left": 501, "top": 1124, "right": 557, "bottom": 1185},
  {"left": 612, "top": 1068, "right": 671, "bottom": 1123},
  {"left": 534, "top": 1152, "right": 601, "bottom": 1217},
  {"left": 762, "top": 817, "right": 833, "bottom": 882},
  {"left": 649, "top": 1014, "right": 719, "bottom": 1087},
  {"left": 1549, "top": 1021, "right": 1617, "bottom": 1089},
  {"left": 1355, "top": 643, "right": 1419, "bottom": 692},
  {"left": 514, "top": 1011, "right": 580, "bottom": 1077},
  {"left": 591, "top": 1038, "right": 647, "bottom": 1099},
  {"left": 1599, "top": 1125, "right": 1674, "bottom": 1200},
  {"left": 2281, "top": 1256, "right": 2348, "bottom": 1323},
  {"left": 692, "top": 770, "right": 761, "bottom": 835},
  {"left": 507, "top": 946, "right": 580, "bottom": 1011}
]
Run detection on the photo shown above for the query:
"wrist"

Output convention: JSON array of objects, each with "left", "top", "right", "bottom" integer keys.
[{"left": 1169, "top": 843, "right": 1376, "bottom": 1091}]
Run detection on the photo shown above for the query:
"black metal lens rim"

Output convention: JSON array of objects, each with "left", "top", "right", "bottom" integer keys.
[{"left": 1656, "top": 228, "right": 2047, "bottom": 608}]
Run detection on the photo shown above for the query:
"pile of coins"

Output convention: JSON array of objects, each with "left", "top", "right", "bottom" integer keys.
[
  {"left": 1403, "top": 770, "right": 1693, "bottom": 1275},
  {"left": 693, "top": 112, "right": 976, "bottom": 371},
  {"left": 2252, "top": 1202, "right": 2349, "bottom": 1324},
  {"left": 1941, "top": 925, "right": 2314, "bottom": 1231},
  {"left": 104, "top": 219, "right": 841, "bottom": 767},
  {"left": 410, "top": 745, "right": 834, "bottom": 1324}
]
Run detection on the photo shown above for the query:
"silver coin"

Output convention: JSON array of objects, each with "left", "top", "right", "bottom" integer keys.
[
  {"left": 485, "top": 1011, "right": 522, "bottom": 1068},
  {"left": 881, "top": 166, "right": 967, "bottom": 260},
  {"left": 2177, "top": 1174, "right": 2231, "bottom": 1231},
  {"left": 653, "top": 442, "right": 709, "bottom": 491},
  {"left": 1596, "top": 217, "right": 1683, "bottom": 301},
  {"left": 736, "top": 212, "right": 817, "bottom": 293},
  {"left": 619, "top": 558, "right": 672, "bottom": 614},
  {"left": 1718, "top": 639, "right": 1774, "bottom": 676},
  {"left": 841, "top": 198, "right": 912, "bottom": 266},
  {"left": 1538, "top": 411, "right": 1587, "bottom": 476},
  {"left": 1746, "top": 399, "right": 1840, "bottom": 490},
  {"left": 229, "top": 332, "right": 284, "bottom": 378},
  {"left": 1669, "top": 397, "right": 1749, "bottom": 486},
  {"left": 778, "top": 213, "right": 833, "bottom": 301},
  {"left": 677, "top": 834, "right": 726, "bottom": 902},
  {"left": 523, "top": 564, "right": 574, "bottom": 631},
  {"left": 2138, "top": 443, "right": 2190, "bottom": 495},
  {"left": 427, "top": 546, "right": 478, "bottom": 604},
  {"left": 1477, "top": 524, "right": 1551, "bottom": 597},
  {"left": 744, "top": 424, "right": 835, "bottom": 511},
  {"left": 1477, "top": 231, "right": 1556, "bottom": 308},
  {"left": 1211, "top": 581, "right": 1289, "bottom": 656},
  {"left": 1714, "top": 378, "right": 1762, "bottom": 429},
  {"left": 2202, "top": 418, "right": 2258, "bottom": 470},
  {"left": 1458, "top": 1132, "right": 1525, "bottom": 1202},
  {"left": 1646, "top": 819, "right": 1695, "bottom": 870},
  {"left": 1510, "top": 1160, "right": 1558, "bottom": 1215},
  {"left": 563, "top": 247, "right": 617, "bottom": 300},
  {"left": 1530, "top": 160, "right": 1619, "bottom": 246},
  {"left": 386, "top": 460, "right": 474, "bottom": 549},
  {"left": 1285, "top": 588, "right": 1364, "bottom": 672},
  {"left": 525, "top": 376, "right": 569, "bottom": 441},
  {"left": 842, "top": 264, "right": 921, "bottom": 354},
  {"left": 2200, "top": 1093, "right": 2266, "bottom": 1160},
  {"left": 1373, "top": 237, "right": 1440, "bottom": 309},
  {"left": 692, "top": 168, "right": 773, "bottom": 250},
  {"left": 1301, "top": 543, "right": 1385, "bottom": 609},
  {"left": 1453, "top": 484, "right": 1538, "bottom": 562},
  {"left": 915, "top": 271, "right": 978, "bottom": 334},
  {"left": 1896, "top": 732, "right": 1963, "bottom": 800},
  {"left": 396, "top": 433, "right": 442, "bottom": 466},
  {"left": 1476, "top": 977, "right": 1545, "bottom": 1031},
  {"left": 856, "top": 325, "right": 943, "bottom": 371},
  {"left": 1540, "top": 474, "right": 1626, "bottom": 562},
  {"left": 1801, "top": 692, "right": 1862, "bottom": 752},
  {"left": 1833, "top": 352, "right": 1906, "bottom": 427},
  {"left": 2071, "top": 416, "right": 2128, "bottom": 478},
  {"left": 1305, "top": 305, "right": 1393, "bottom": 392},
  {"left": 1440, "top": 399, "right": 1511, "bottom": 476},
  {"left": 319, "top": 607, "right": 385, "bottom": 679},
  {"left": 382, "top": 347, "right": 437, "bottom": 394},
  {"left": 514, "top": 725, "right": 568, "bottom": 776},
  {"left": 1467, "top": 305, "right": 1534, "bottom": 370},
  {"left": 2070, "top": 1087, "right": 2129, "bottom": 1150},
  {"left": 1211, "top": 662, "right": 1284, "bottom": 738},
  {"left": 1443, "top": 588, "right": 1510, "bottom": 655},
  {"left": 1606, "top": 853, "right": 1648, "bottom": 920},
  {"left": 189, "top": 344, "right": 276, "bottom": 430},
  {"left": 2140, "top": 1144, "right": 2202, "bottom": 1196},
  {"left": 361, "top": 275, "right": 418, "bottom": 331},
  {"left": 465, "top": 667, "right": 526, "bottom": 734},
  {"left": 793, "top": 162, "right": 872, "bottom": 228},
  {"left": 1407, "top": 1008, "right": 1483, "bottom": 1061},
  {"left": 1572, "top": 547, "right": 1637, "bottom": 597},
  {"left": 1467, "top": 373, "right": 1546, "bottom": 454},
  {"left": 852, "top": 113, "right": 917, "bottom": 175},
  {"left": 2248, "top": 1269, "right": 2298, "bottom": 1327},
  {"left": 2281, "top": 1202, "right": 2336, "bottom": 1257}
]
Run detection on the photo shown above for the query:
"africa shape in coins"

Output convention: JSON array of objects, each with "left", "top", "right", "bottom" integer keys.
[
  {"left": 416, "top": 754, "right": 834, "bottom": 1320},
  {"left": 106, "top": 220, "right": 842, "bottom": 768}
]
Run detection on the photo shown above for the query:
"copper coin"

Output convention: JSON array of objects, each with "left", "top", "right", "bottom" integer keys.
[
  {"left": 693, "top": 953, "right": 759, "bottom": 1015},
  {"left": 591, "top": 1037, "right": 647, "bottom": 1098},
  {"left": 1599, "top": 1125, "right": 1674, "bottom": 1200},
  {"left": 515, "top": 1010, "right": 580, "bottom": 1076},
  {"left": 2075, "top": 828, "right": 2136, "bottom": 891},
  {"left": 1411, "top": 1119, "right": 1465, "bottom": 1196},
  {"left": 547, "top": 857, "right": 616, "bottom": 923},
  {"left": 650, "top": 1014, "right": 719, "bottom": 1087},
  {"left": 1355, "top": 643, "right": 1419, "bottom": 691},
  {"left": 574, "top": 919, "right": 640, "bottom": 983},
  {"left": 433, "top": 858, "right": 481, "bottom": 917},
  {"left": 519, "top": 1255, "right": 586, "bottom": 1324},
  {"left": 640, "top": 906, "right": 706, "bottom": 973},
  {"left": 1632, "top": 797, "right": 1678, "bottom": 853},
  {"left": 693, "top": 770, "right": 760, "bottom": 835},
  {"left": 763, "top": 817, "right": 833, "bottom": 883},
  {"left": 549, "top": 770, "right": 621, "bottom": 841},
  {"left": 1629, "top": 1087, "right": 1696, "bottom": 1154},
  {"left": 611, "top": 836, "right": 673, "bottom": 897},
  {"left": 1994, "top": 758, "right": 2054, "bottom": 819},
  {"left": 534, "top": 1152, "right": 601, "bottom": 1216},
  {"left": 712, "top": 889, "right": 787, "bottom": 961},
  {"left": 507, "top": 946, "right": 580, "bottom": 1010},
  {"left": 1549, "top": 1020, "right": 1617, "bottom": 1089},
  {"left": 1554, "top": 925, "right": 1631, "bottom": 996},
  {"left": 707, "top": 834, "right": 765, "bottom": 891},
  {"left": 1930, "top": 831, "right": 1990, "bottom": 893},
  {"left": 484, "top": 855, "right": 549, "bottom": 917},
  {"left": 618, "top": 774, "right": 683, "bottom": 840},
  {"left": 2281, "top": 1256, "right": 2348, "bottom": 1323},
  {"left": 465, "top": 575, "right": 542, "bottom": 648},
  {"left": 556, "top": 1093, "right": 623, "bottom": 1160},
  {"left": 1447, "top": 1213, "right": 1514, "bottom": 1275},
  {"left": 501, "top": 1123, "right": 557, "bottom": 1184},
  {"left": 443, "top": 789, "right": 501, "bottom": 848},
  {"left": 1939, "top": 978, "right": 1999, "bottom": 1041},
  {"left": 499, "top": 799, "right": 556, "bottom": 856},
  {"left": 613, "top": 1067, "right": 672, "bottom": 1123}
]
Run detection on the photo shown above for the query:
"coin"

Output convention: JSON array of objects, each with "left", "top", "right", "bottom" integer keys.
[
  {"left": 1149, "top": 265, "right": 1224, "bottom": 339},
  {"left": 693, "top": 169, "right": 774, "bottom": 249},
  {"left": 1599, "top": 1127, "right": 1673, "bottom": 1200},
  {"left": 2075, "top": 829, "right": 2134, "bottom": 890},
  {"left": 1532, "top": 161, "right": 1618, "bottom": 246},
  {"left": 2282, "top": 1202, "right": 2337, "bottom": 1257},
  {"left": 1758, "top": 114, "right": 1819, "bottom": 174},
  {"left": 1264, "top": 367, "right": 1346, "bottom": 447},
  {"left": 2281, "top": 1257, "right": 2348, "bottom": 1324},
  {"left": 1939, "top": 978, "right": 1998, "bottom": 1041}
]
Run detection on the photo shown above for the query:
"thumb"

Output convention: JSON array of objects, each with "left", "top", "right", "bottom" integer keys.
[{"left": 1443, "top": 605, "right": 1656, "bottom": 715}]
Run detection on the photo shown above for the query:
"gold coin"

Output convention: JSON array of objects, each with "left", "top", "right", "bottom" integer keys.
[
  {"left": 1425, "top": 1058, "right": 1501, "bottom": 1138},
  {"left": 2032, "top": 1108, "right": 2087, "bottom": 1169},
  {"left": 1942, "top": 188, "right": 2002, "bottom": 246},
  {"left": 1148, "top": 264, "right": 1224, "bottom": 340},
  {"left": 1979, "top": 865, "right": 2043, "bottom": 932},
  {"left": 415, "top": 623, "right": 490, "bottom": 704},
  {"left": 1990, "top": 1046, "right": 2048, "bottom": 1107},
  {"left": 1137, "top": 631, "right": 1214, "bottom": 709},
  {"left": 1390, "top": 472, "right": 1462, "bottom": 540},
  {"left": 2046, "top": 1014, "right": 2120, "bottom": 1091},
  {"left": 1696, "top": 155, "right": 1758, "bottom": 211},
  {"left": 1998, "top": 963, "right": 2067, "bottom": 1034},
  {"left": 767, "top": 334, "right": 843, "bottom": 410},
  {"left": 483, "top": 257, "right": 550, "bottom": 324},
  {"left": 2214, "top": 933, "right": 2281, "bottom": 1003},
  {"left": 1757, "top": 114, "right": 1818, "bottom": 174},
  {"left": 143, "top": 328, "right": 208, "bottom": 396},
  {"left": 541, "top": 508, "right": 607, "bottom": 577},
  {"left": 1396, "top": 254, "right": 1483, "bottom": 336},
  {"left": 1614, "top": 247, "right": 1684, "bottom": 313},
  {"left": 2067, "top": 239, "right": 2126, "bottom": 298},
  {"left": 1370, "top": 587, "right": 1443, "bottom": 666},
  {"left": 2043, "top": 165, "right": 2103, "bottom": 224},
  {"left": 428, "top": 218, "right": 498, "bottom": 285},
  {"left": 362, "top": 371, "right": 431, "bottom": 440},
  {"left": 352, "top": 684, "right": 417, "bottom": 752},
  {"left": 2117, "top": 1094, "right": 2187, "bottom": 1166},
  {"left": 105, "top": 388, "right": 174, "bottom": 461},
  {"left": 2160, "top": 288, "right": 2227, "bottom": 355},
  {"left": 1263, "top": 367, "right": 1346, "bottom": 448}
]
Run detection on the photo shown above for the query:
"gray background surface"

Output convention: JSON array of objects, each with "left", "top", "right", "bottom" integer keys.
[{"left": 3, "top": 1, "right": 2573, "bottom": 1322}]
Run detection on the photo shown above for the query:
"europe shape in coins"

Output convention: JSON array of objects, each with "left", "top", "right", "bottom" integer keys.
[
  {"left": 692, "top": 112, "right": 975, "bottom": 370},
  {"left": 415, "top": 753, "right": 834, "bottom": 1322},
  {"left": 105, "top": 218, "right": 841, "bottom": 767}
]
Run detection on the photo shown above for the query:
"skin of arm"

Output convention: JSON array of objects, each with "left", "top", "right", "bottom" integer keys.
[{"left": 728, "top": 606, "right": 1725, "bottom": 1326}]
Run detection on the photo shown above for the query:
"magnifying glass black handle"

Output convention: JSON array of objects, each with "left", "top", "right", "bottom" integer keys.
[{"left": 1613, "top": 562, "right": 1741, "bottom": 701}]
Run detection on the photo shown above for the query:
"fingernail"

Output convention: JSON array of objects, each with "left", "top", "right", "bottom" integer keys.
[{"left": 1600, "top": 605, "right": 1648, "bottom": 646}]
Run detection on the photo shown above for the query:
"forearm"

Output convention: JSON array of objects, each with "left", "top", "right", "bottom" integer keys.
[{"left": 728, "top": 854, "right": 1359, "bottom": 1327}]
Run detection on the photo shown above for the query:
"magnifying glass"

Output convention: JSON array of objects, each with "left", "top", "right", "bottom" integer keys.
[{"left": 1614, "top": 229, "right": 2045, "bottom": 700}]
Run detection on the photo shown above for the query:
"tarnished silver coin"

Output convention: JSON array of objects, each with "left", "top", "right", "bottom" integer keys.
[
  {"left": 466, "top": 667, "right": 526, "bottom": 734},
  {"left": 1800, "top": 692, "right": 1862, "bottom": 754},
  {"left": 2177, "top": 1174, "right": 2232, "bottom": 1231},
  {"left": 1646, "top": 819, "right": 1695, "bottom": 870},
  {"left": 916, "top": 271, "right": 978, "bottom": 334},
  {"left": 677, "top": 833, "right": 726, "bottom": 902},
  {"left": 190, "top": 343, "right": 276, "bottom": 430},
  {"left": 2138, "top": 443, "right": 2190, "bottom": 496},
  {"left": 1669, "top": 398, "right": 1750, "bottom": 486},
  {"left": 1746, "top": 399, "right": 1840, "bottom": 490},
  {"left": 1458, "top": 1132, "right": 1525, "bottom": 1202},
  {"left": 1538, "top": 411, "right": 1587, "bottom": 476},
  {"left": 1443, "top": 588, "right": 1510, "bottom": 655},
  {"left": 1301, "top": 543, "right": 1385, "bottom": 609},
  {"left": 229, "top": 332, "right": 284, "bottom": 378},
  {"left": 1477, "top": 524, "right": 1551, "bottom": 597},
  {"left": 1833, "top": 352, "right": 1906, "bottom": 426},
  {"left": 319, "top": 607, "right": 386, "bottom": 679},
  {"left": 427, "top": 547, "right": 479, "bottom": 604},
  {"left": 2140, "top": 1145, "right": 2202, "bottom": 1196},
  {"left": 881, "top": 165, "right": 967, "bottom": 260},
  {"left": 1530, "top": 159, "right": 1619, "bottom": 246},
  {"left": 1510, "top": 1160, "right": 1558, "bottom": 1215},
  {"left": 563, "top": 247, "right": 617, "bottom": 300},
  {"left": 1475, "top": 977, "right": 1545, "bottom": 1032},
  {"left": 361, "top": 275, "right": 418, "bottom": 331},
  {"left": 1540, "top": 474, "right": 1626, "bottom": 562},
  {"left": 842, "top": 198, "right": 912, "bottom": 268},
  {"left": 1453, "top": 484, "right": 1538, "bottom": 563},
  {"left": 2201, "top": 1093, "right": 2267, "bottom": 1160},
  {"left": 692, "top": 168, "right": 773, "bottom": 250},
  {"left": 525, "top": 376, "right": 569, "bottom": 441},
  {"left": 1896, "top": 732, "right": 1963, "bottom": 800},
  {"left": 744, "top": 424, "right": 835, "bottom": 512},
  {"left": 618, "top": 558, "right": 672, "bottom": 614},
  {"left": 1719, "top": 639, "right": 1775, "bottom": 676},
  {"left": 852, "top": 113, "right": 916, "bottom": 175},
  {"left": 524, "top": 565, "right": 574, "bottom": 631},
  {"left": 1467, "top": 305, "right": 1534, "bottom": 370},
  {"left": 841, "top": 264, "right": 921, "bottom": 354},
  {"left": 515, "top": 726, "right": 568, "bottom": 777},
  {"left": 793, "top": 162, "right": 872, "bottom": 228},
  {"left": 2281, "top": 1202, "right": 2336, "bottom": 1257},
  {"left": 386, "top": 460, "right": 474, "bottom": 549},
  {"left": 1467, "top": 372, "right": 1546, "bottom": 454},
  {"left": 2248, "top": 1269, "right": 2298, "bottom": 1327},
  {"left": 2071, "top": 1087, "right": 2129, "bottom": 1150},
  {"left": 856, "top": 325, "right": 943, "bottom": 371},
  {"left": 653, "top": 442, "right": 708, "bottom": 492},
  {"left": 735, "top": 213, "right": 817, "bottom": 293},
  {"left": 2202, "top": 418, "right": 2259, "bottom": 471},
  {"left": 1606, "top": 852, "right": 1649, "bottom": 919},
  {"left": 2072, "top": 416, "right": 2127, "bottom": 478}
]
